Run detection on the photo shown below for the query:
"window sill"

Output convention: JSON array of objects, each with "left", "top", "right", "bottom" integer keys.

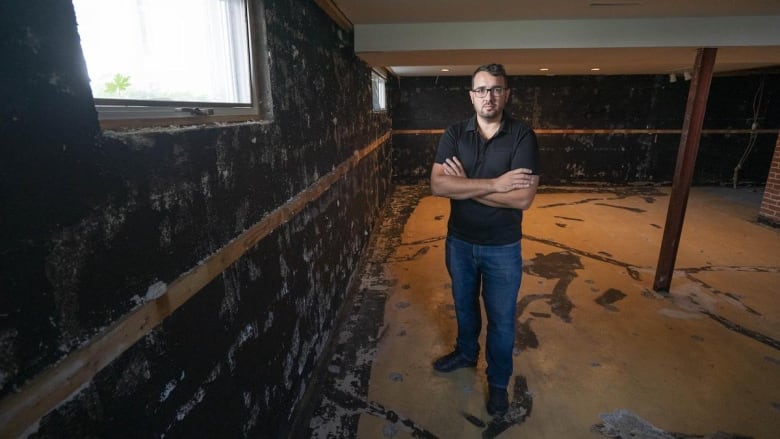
[{"left": 98, "top": 114, "right": 267, "bottom": 131}]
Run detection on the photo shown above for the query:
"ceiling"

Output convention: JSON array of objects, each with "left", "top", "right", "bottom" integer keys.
[{"left": 328, "top": 0, "right": 780, "bottom": 76}]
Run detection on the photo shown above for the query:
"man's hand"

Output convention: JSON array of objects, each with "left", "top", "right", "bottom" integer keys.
[
  {"left": 493, "top": 168, "right": 537, "bottom": 193},
  {"left": 442, "top": 157, "right": 466, "bottom": 177}
]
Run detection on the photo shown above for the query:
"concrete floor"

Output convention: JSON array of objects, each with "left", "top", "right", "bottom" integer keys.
[{"left": 300, "top": 184, "right": 780, "bottom": 439}]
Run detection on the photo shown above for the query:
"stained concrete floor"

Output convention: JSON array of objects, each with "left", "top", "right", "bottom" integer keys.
[{"left": 298, "top": 184, "right": 780, "bottom": 439}]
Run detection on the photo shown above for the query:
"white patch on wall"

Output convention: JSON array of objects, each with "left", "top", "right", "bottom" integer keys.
[
  {"left": 246, "top": 258, "right": 261, "bottom": 281},
  {"left": 159, "top": 217, "right": 172, "bottom": 248},
  {"left": 149, "top": 181, "right": 197, "bottom": 211},
  {"left": 565, "top": 162, "right": 586, "bottom": 178},
  {"left": 23, "top": 27, "right": 41, "bottom": 54},
  {"left": 206, "top": 363, "right": 222, "bottom": 383},
  {"left": 0, "top": 329, "right": 18, "bottom": 389},
  {"left": 243, "top": 402, "right": 261, "bottom": 436},
  {"left": 283, "top": 352, "right": 294, "bottom": 390},
  {"left": 160, "top": 371, "right": 187, "bottom": 402},
  {"left": 160, "top": 379, "right": 177, "bottom": 402},
  {"left": 279, "top": 253, "right": 290, "bottom": 298},
  {"left": 219, "top": 268, "right": 241, "bottom": 322},
  {"left": 200, "top": 172, "right": 212, "bottom": 199},
  {"left": 302, "top": 244, "right": 314, "bottom": 263},
  {"left": 336, "top": 329, "right": 352, "bottom": 345},
  {"left": 234, "top": 198, "right": 250, "bottom": 232},
  {"left": 215, "top": 140, "right": 234, "bottom": 188},
  {"left": 290, "top": 323, "right": 301, "bottom": 357},
  {"left": 114, "top": 357, "right": 152, "bottom": 397},
  {"left": 297, "top": 338, "right": 312, "bottom": 375},
  {"left": 283, "top": 323, "right": 302, "bottom": 390},
  {"left": 167, "top": 363, "right": 221, "bottom": 431},
  {"left": 227, "top": 322, "right": 259, "bottom": 371},
  {"left": 263, "top": 311, "right": 274, "bottom": 333},
  {"left": 174, "top": 387, "right": 205, "bottom": 421},
  {"left": 144, "top": 281, "right": 168, "bottom": 302}
]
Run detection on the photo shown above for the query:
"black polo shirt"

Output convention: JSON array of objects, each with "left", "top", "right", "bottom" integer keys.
[{"left": 435, "top": 113, "right": 540, "bottom": 245}]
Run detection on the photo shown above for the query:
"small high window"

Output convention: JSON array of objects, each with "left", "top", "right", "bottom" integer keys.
[
  {"left": 73, "top": 0, "right": 266, "bottom": 127},
  {"left": 371, "top": 71, "right": 387, "bottom": 112}
]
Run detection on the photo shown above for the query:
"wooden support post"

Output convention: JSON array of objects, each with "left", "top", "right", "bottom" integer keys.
[{"left": 653, "top": 48, "right": 718, "bottom": 292}]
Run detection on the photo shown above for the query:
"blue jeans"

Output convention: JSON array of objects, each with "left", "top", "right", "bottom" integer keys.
[{"left": 445, "top": 236, "right": 522, "bottom": 389}]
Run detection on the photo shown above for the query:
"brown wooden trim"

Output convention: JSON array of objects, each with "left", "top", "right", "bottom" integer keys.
[
  {"left": 537, "top": 129, "right": 680, "bottom": 134},
  {"left": 0, "top": 131, "right": 391, "bottom": 438},
  {"left": 313, "top": 0, "right": 353, "bottom": 32},
  {"left": 393, "top": 129, "right": 445, "bottom": 135},
  {"left": 392, "top": 128, "right": 780, "bottom": 135}
]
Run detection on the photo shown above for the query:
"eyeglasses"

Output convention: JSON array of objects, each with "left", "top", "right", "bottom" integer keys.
[{"left": 471, "top": 86, "right": 506, "bottom": 97}]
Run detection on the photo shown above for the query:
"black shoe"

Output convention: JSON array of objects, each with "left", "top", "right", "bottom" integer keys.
[
  {"left": 433, "top": 351, "right": 477, "bottom": 372},
  {"left": 486, "top": 386, "right": 509, "bottom": 417}
]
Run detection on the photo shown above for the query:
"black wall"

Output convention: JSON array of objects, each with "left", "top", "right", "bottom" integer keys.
[
  {"left": 1, "top": 0, "right": 390, "bottom": 437},
  {"left": 391, "top": 74, "right": 779, "bottom": 185}
]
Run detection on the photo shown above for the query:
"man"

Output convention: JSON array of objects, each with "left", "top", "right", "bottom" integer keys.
[{"left": 430, "top": 63, "right": 539, "bottom": 416}]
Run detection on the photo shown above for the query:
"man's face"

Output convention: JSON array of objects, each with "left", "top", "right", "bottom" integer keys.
[{"left": 470, "top": 71, "right": 510, "bottom": 121}]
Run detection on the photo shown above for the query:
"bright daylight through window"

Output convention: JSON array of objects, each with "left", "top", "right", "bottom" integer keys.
[
  {"left": 73, "top": 0, "right": 256, "bottom": 122},
  {"left": 371, "top": 71, "right": 386, "bottom": 112}
]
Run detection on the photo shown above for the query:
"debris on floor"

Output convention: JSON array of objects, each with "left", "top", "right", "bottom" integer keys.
[{"left": 592, "top": 409, "right": 753, "bottom": 439}]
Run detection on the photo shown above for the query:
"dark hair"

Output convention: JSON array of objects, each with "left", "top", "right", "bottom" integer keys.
[{"left": 472, "top": 63, "right": 509, "bottom": 88}]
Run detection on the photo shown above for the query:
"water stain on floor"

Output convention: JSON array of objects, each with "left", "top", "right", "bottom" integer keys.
[
  {"left": 298, "top": 185, "right": 780, "bottom": 438},
  {"left": 595, "top": 288, "right": 627, "bottom": 312}
]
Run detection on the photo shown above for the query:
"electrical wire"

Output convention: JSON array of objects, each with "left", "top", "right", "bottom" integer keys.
[{"left": 732, "top": 75, "right": 766, "bottom": 188}]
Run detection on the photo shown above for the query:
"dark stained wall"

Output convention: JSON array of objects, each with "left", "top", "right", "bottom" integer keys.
[
  {"left": 391, "top": 74, "right": 779, "bottom": 185},
  {"left": 0, "top": 0, "right": 390, "bottom": 437}
]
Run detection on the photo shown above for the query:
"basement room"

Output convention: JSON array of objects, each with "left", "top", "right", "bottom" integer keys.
[{"left": 2, "top": 1, "right": 779, "bottom": 438}]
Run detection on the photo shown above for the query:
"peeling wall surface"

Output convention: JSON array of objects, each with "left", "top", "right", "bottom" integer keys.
[
  {"left": 391, "top": 75, "right": 780, "bottom": 185},
  {"left": 1, "top": 0, "right": 390, "bottom": 437}
]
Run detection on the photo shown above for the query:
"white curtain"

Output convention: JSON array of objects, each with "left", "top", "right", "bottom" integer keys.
[{"left": 74, "top": 0, "right": 251, "bottom": 104}]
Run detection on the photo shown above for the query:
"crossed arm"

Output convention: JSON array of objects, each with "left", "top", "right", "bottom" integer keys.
[{"left": 430, "top": 157, "right": 539, "bottom": 210}]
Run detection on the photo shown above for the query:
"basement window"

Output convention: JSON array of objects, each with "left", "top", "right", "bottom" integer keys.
[
  {"left": 371, "top": 71, "right": 387, "bottom": 112},
  {"left": 73, "top": 0, "right": 267, "bottom": 128}
]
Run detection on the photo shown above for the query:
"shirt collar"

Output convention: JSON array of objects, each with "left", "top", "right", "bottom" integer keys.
[{"left": 466, "top": 111, "right": 511, "bottom": 134}]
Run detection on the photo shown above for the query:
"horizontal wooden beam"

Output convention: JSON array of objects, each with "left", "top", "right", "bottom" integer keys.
[
  {"left": 392, "top": 128, "right": 780, "bottom": 135},
  {"left": 0, "top": 131, "right": 391, "bottom": 438}
]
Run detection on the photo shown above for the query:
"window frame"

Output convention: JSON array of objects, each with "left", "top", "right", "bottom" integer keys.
[{"left": 76, "top": 0, "right": 272, "bottom": 130}]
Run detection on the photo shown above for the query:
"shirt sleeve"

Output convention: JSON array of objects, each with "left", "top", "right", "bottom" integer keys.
[
  {"left": 434, "top": 125, "right": 459, "bottom": 165},
  {"left": 511, "top": 126, "right": 541, "bottom": 175}
]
